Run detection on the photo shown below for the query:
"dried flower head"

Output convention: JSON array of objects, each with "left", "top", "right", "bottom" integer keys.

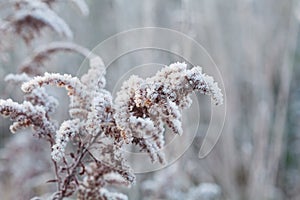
[
  {"left": 0, "top": 0, "right": 89, "bottom": 45},
  {"left": 114, "top": 62, "right": 223, "bottom": 163},
  {"left": 0, "top": 99, "right": 56, "bottom": 136},
  {"left": 1, "top": 0, "right": 72, "bottom": 43},
  {"left": 0, "top": 58, "right": 223, "bottom": 200}
]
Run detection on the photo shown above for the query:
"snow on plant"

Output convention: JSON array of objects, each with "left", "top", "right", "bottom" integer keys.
[
  {"left": 0, "top": 0, "right": 223, "bottom": 199},
  {"left": 0, "top": 0, "right": 88, "bottom": 43},
  {"left": 0, "top": 59, "right": 223, "bottom": 199},
  {"left": 114, "top": 62, "right": 223, "bottom": 163}
]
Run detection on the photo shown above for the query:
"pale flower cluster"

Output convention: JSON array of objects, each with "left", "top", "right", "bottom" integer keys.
[
  {"left": 114, "top": 62, "right": 223, "bottom": 163},
  {"left": 0, "top": 99, "right": 55, "bottom": 136},
  {"left": 0, "top": 60, "right": 223, "bottom": 199}
]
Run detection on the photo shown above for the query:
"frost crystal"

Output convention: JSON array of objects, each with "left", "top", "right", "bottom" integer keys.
[
  {"left": 21, "top": 72, "right": 84, "bottom": 96},
  {"left": 114, "top": 62, "right": 223, "bottom": 163},
  {"left": 21, "top": 72, "right": 88, "bottom": 118},
  {"left": 0, "top": 99, "right": 55, "bottom": 136},
  {"left": 5, "top": 73, "right": 59, "bottom": 113},
  {"left": 51, "top": 119, "right": 81, "bottom": 162}
]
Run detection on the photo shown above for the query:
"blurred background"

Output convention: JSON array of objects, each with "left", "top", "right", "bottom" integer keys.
[{"left": 1, "top": 0, "right": 300, "bottom": 199}]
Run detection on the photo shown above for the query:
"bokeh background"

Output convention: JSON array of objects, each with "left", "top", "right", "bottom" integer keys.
[{"left": 1, "top": 0, "right": 300, "bottom": 199}]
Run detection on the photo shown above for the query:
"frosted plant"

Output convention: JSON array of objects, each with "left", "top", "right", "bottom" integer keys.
[
  {"left": 5, "top": 73, "right": 59, "bottom": 114},
  {"left": 0, "top": 98, "right": 56, "bottom": 135},
  {"left": 19, "top": 41, "right": 99, "bottom": 75},
  {"left": 0, "top": 1, "right": 223, "bottom": 199},
  {"left": 0, "top": 0, "right": 89, "bottom": 43},
  {"left": 51, "top": 119, "right": 81, "bottom": 162},
  {"left": 0, "top": 60, "right": 223, "bottom": 199},
  {"left": 114, "top": 62, "right": 223, "bottom": 163}
]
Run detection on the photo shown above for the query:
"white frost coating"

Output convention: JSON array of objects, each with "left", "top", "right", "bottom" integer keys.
[
  {"left": 81, "top": 55, "right": 106, "bottom": 91},
  {"left": 103, "top": 172, "right": 129, "bottom": 185},
  {"left": 21, "top": 72, "right": 88, "bottom": 117},
  {"left": 51, "top": 119, "right": 81, "bottom": 162},
  {"left": 0, "top": 99, "right": 55, "bottom": 135},
  {"left": 30, "top": 9, "right": 73, "bottom": 38},
  {"left": 5, "top": 73, "right": 59, "bottom": 113},
  {"left": 186, "top": 66, "right": 223, "bottom": 105},
  {"left": 5, "top": 0, "right": 73, "bottom": 39},
  {"left": 86, "top": 90, "right": 113, "bottom": 135},
  {"left": 5, "top": 73, "right": 31, "bottom": 83},
  {"left": 21, "top": 72, "right": 83, "bottom": 94},
  {"left": 0, "top": 59, "right": 222, "bottom": 198},
  {"left": 129, "top": 116, "right": 155, "bottom": 137},
  {"left": 114, "top": 62, "right": 223, "bottom": 163}
]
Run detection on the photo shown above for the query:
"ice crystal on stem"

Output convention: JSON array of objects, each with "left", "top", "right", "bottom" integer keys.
[
  {"left": 0, "top": 99, "right": 55, "bottom": 136},
  {"left": 5, "top": 73, "right": 59, "bottom": 114},
  {"left": 21, "top": 72, "right": 88, "bottom": 119},
  {"left": 21, "top": 72, "right": 84, "bottom": 96},
  {"left": 51, "top": 119, "right": 81, "bottom": 162}
]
